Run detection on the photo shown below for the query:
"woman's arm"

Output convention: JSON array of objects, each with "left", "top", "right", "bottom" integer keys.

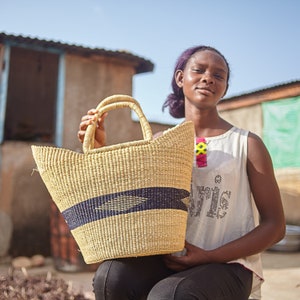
[{"left": 209, "top": 133, "right": 285, "bottom": 260}]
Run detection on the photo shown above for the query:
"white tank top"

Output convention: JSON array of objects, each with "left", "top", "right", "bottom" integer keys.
[{"left": 186, "top": 126, "right": 263, "bottom": 299}]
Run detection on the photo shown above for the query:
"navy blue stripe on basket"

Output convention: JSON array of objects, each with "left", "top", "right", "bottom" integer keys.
[{"left": 62, "top": 187, "right": 189, "bottom": 230}]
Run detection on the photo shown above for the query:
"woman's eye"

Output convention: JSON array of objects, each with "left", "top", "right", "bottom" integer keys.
[
  {"left": 192, "top": 68, "right": 205, "bottom": 73},
  {"left": 214, "top": 74, "right": 224, "bottom": 80}
]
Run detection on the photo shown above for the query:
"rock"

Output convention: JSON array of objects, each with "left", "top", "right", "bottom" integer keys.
[
  {"left": 31, "top": 254, "right": 45, "bottom": 267},
  {"left": 12, "top": 256, "right": 32, "bottom": 269}
]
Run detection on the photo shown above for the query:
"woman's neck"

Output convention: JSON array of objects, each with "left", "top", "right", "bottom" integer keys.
[{"left": 185, "top": 108, "right": 232, "bottom": 138}]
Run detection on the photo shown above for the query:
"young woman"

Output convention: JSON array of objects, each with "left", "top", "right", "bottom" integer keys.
[{"left": 78, "top": 45, "right": 285, "bottom": 300}]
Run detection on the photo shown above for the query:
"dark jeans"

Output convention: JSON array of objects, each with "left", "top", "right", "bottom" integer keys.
[{"left": 93, "top": 255, "right": 253, "bottom": 300}]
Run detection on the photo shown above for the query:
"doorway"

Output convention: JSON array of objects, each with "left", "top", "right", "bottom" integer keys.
[{"left": 4, "top": 46, "right": 59, "bottom": 142}]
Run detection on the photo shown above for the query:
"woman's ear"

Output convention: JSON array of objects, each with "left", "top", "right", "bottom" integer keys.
[{"left": 175, "top": 69, "right": 184, "bottom": 88}]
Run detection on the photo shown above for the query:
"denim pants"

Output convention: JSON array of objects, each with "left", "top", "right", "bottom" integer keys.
[{"left": 93, "top": 255, "right": 253, "bottom": 300}]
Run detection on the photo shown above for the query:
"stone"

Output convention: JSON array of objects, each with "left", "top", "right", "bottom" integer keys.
[
  {"left": 11, "top": 256, "right": 32, "bottom": 269},
  {"left": 30, "top": 254, "right": 45, "bottom": 267}
]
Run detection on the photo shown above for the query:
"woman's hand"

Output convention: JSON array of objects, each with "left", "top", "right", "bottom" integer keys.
[
  {"left": 163, "top": 242, "right": 210, "bottom": 272},
  {"left": 78, "top": 109, "right": 108, "bottom": 148}
]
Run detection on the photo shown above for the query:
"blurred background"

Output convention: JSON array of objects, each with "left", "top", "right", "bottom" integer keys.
[{"left": 1, "top": 0, "right": 299, "bottom": 124}]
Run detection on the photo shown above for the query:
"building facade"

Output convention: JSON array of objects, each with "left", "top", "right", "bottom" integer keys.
[{"left": 0, "top": 33, "right": 171, "bottom": 258}]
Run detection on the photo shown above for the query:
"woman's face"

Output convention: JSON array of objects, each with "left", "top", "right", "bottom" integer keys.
[{"left": 175, "top": 50, "right": 229, "bottom": 110}]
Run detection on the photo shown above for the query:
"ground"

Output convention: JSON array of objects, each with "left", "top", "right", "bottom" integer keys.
[{"left": 0, "top": 251, "right": 300, "bottom": 299}]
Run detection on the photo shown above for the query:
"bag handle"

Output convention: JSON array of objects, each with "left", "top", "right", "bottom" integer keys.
[
  {"left": 83, "top": 95, "right": 153, "bottom": 153},
  {"left": 95, "top": 94, "right": 143, "bottom": 110}
]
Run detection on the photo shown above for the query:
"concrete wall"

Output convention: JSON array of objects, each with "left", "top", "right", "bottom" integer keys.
[
  {"left": 63, "top": 54, "right": 136, "bottom": 150},
  {"left": 0, "top": 142, "right": 51, "bottom": 256},
  {"left": 62, "top": 53, "right": 171, "bottom": 150},
  {"left": 275, "top": 168, "right": 300, "bottom": 225},
  {"left": 219, "top": 103, "right": 263, "bottom": 138}
]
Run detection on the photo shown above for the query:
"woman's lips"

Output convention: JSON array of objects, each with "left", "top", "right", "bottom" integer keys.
[{"left": 197, "top": 87, "right": 214, "bottom": 95}]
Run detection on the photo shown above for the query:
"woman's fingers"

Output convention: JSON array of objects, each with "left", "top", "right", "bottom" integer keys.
[
  {"left": 78, "top": 111, "right": 108, "bottom": 145},
  {"left": 77, "top": 130, "right": 86, "bottom": 142},
  {"left": 96, "top": 112, "right": 108, "bottom": 129}
]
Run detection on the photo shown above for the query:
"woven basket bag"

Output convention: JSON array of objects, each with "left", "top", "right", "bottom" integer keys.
[{"left": 32, "top": 95, "right": 195, "bottom": 264}]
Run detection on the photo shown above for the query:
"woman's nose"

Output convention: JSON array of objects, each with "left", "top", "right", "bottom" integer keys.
[{"left": 201, "top": 72, "right": 214, "bottom": 84}]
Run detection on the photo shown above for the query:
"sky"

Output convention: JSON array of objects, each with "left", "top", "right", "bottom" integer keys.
[{"left": 1, "top": 0, "right": 300, "bottom": 124}]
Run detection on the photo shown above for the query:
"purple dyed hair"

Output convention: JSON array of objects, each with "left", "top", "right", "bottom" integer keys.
[{"left": 162, "top": 45, "right": 230, "bottom": 118}]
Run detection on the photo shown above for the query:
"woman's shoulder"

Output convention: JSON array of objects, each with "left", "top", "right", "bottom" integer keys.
[
  {"left": 233, "top": 129, "right": 266, "bottom": 156},
  {"left": 247, "top": 131, "right": 265, "bottom": 148},
  {"left": 246, "top": 131, "right": 273, "bottom": 167}
]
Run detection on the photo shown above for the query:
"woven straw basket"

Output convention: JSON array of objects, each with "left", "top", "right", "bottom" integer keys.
[{"left": 32, "top": 95, "right": 195, "bottom": 264}]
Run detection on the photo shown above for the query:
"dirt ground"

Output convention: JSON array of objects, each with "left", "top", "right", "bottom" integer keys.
[
  {"left": 261, "top": 251, "right": 300, "bottom": 299},
  {"left": 0, "top": 251, "right": 300, "bottom": 300}
]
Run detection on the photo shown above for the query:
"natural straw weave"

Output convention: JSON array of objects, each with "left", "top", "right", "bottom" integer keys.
[{"left": 32, "top": 95, "right": 195, "bottom": 264}]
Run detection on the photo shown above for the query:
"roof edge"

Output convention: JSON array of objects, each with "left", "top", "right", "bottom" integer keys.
[
  {"left": 0, "top": 32, "right": 154, "bottom": 74},
  {"left": 218, "top": 80, "right": 300, "bottom": 111}
]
